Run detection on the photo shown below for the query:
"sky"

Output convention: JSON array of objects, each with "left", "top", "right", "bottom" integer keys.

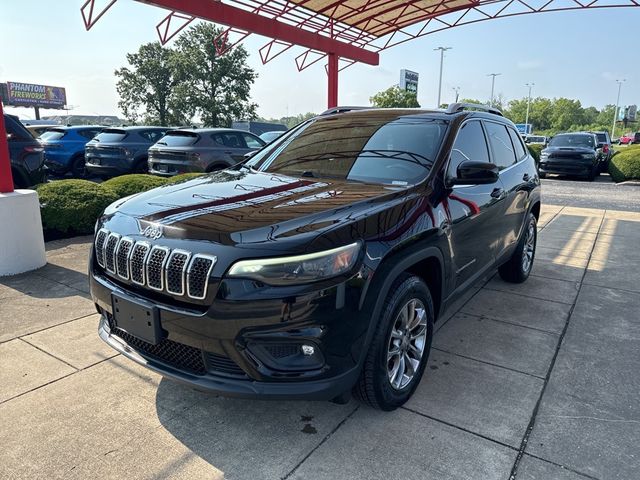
[{"left": 1, "top": 0, "right": 638, "bottom": 120}]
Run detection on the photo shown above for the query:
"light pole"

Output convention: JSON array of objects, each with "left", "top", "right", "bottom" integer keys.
[
  {"left": 452, "top": 86, "right": 460, "bottom": 103},
  {"left": 525, "top": 83, "right": 534, "bottom": 135},
  {"left": 488, "top": 73, "right": 501, "bottom": 107},
  {"left": 612, "top": 79, "right": 625, "bottom": 139},
  {"left": 434, "top": 47, "right": 451, "bottom": 108}
]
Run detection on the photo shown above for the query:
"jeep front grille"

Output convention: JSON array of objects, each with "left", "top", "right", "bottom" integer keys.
[{"left": 94, "top": 229, "right": 216, "bottom": 300}]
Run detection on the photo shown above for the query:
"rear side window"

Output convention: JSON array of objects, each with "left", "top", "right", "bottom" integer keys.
[
  {"left": 507, "top": 128, "right": 527, "bottom": 160},
  {"left": 140, "top": 130, "right": 166, "bottom": 143},
  {"left": 212, "top": 132, "right": 246, "bottom": 149},
  {"left": 485, "top": 122, "right": 516, "bottom": 170},
  {"left": 242, "top": 133, "right": 264, "bottom": 149},
  {"left": 78, "top": 129, "right": 100, "bottom": 140},
  {"left": 448, "top": 121, "right": 489, "bottom": 178}
]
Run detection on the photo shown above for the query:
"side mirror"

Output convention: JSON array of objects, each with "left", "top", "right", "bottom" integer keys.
[{"left": 452, "top": 161, "right": 499, "bottom": 186}]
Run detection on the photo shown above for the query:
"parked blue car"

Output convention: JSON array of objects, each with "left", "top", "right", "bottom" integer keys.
[{"left": 39, "top": 125, "right": 104, "bottom": 176}]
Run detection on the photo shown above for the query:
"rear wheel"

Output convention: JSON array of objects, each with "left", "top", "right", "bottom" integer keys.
[
  {"left": 353, "top": 274, "right": 434, "bottom": 411},
  {"left": 499, "top": 212, "right": 537, "bottom": 283},
  {"left": 71, "top": 155, "right": 87, "bottom": 178},
  {"left": 134, "top": 159, "right": 148, "bottom": 174}
]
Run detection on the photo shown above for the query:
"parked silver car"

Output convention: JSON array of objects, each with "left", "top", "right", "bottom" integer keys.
[{"left": 148, "top": 128, "right": 266, "bottom": 176}]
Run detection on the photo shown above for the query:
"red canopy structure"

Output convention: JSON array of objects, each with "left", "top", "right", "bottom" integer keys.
[{"left": 80, "top": 0, "right": 640, "bottom": 111}]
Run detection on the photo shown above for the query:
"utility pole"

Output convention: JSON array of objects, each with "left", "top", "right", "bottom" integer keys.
[
  {"left": 612, "top": 79, "right": 625, "bottom": 139},
  {"left": 488, "top": 73, "right": 501, "bottom": 107},
  {"left": 525, "top": 83, "right": 534, "bottom": 135},
  {"left": 434, "top": 47, "right": 451, "bottom": 108},
  {"left": 452, "top": 86, "right": 460, "bottom": 103}
]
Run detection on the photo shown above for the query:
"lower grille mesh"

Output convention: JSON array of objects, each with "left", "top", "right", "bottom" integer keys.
[{"left": 106, "top": 314, "right": 245, "bottom": 377}]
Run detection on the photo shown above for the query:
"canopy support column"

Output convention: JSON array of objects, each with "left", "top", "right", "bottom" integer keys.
[{"left": 328, "top": 53, "right": 338, "bottom": 109}]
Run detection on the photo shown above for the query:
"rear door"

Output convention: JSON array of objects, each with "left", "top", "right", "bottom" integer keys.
[
  {"left": 446, "top": 119, "right": 506, "bottom": 288},
  {"left": 484, "top": 121, "right": 532, "bottom": 260}
]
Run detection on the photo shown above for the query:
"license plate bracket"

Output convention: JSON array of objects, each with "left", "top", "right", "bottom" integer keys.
[{"left": 111, "top": 293, "right": 161, "bottom": 344}]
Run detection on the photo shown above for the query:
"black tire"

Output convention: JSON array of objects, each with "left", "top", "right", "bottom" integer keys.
[
  {"left": 353, "top": 273, "right": 434, "bottom": 411},
  {"left": 499, "top": 212, "right": 537, "bottom": 283},
  {"left": 587, "top": 165, "right": 597, "bottom": 182},
  {"left": 133, "top": 159, "right": 148, "bottom": 174},
  {"left": 538, "top": 172, "right": 546, "bottom": 179},
  {"left": 71, "top": 155, "right": 87, "bottom": 178}
]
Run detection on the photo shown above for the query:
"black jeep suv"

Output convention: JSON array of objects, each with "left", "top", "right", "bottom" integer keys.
[{"left": 89, "top": 104, "right": 541, "bottom": 410}]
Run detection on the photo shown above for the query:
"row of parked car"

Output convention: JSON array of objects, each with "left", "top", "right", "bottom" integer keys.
[
  {"left": 3, "top": 114, "right": 287, "bottom": 189},
  {"left": 40, "top": 125, "right": 285, "bottom": 179}
]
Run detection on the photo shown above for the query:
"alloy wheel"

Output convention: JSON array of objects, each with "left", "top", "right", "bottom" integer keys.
[
  {"left": 521, "top": 218, "right": 536, "bottom": 273},
  {"left": 386, "top": 298, "right": 428, "bottom": 390}
]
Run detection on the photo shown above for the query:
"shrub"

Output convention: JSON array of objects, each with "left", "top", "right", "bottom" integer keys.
[
  {"left": 164, "top": 173, "right": 207, "bottom": 184},
  {"left": 101, "top": 174, "right": 168, "bottom": 198},
  {"left": 36, "top": 180, "right": 119, "bottom": 234},
  {"left": 609, "top": 148, "right": 640, "bottom": 182},
  {"left": 527, "top": 144, "right": 543, "bottom": 164}
]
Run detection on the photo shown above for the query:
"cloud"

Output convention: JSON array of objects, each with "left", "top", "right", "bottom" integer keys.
[{"left": 517, "top": 60, "right": 543, "bottom": 70}]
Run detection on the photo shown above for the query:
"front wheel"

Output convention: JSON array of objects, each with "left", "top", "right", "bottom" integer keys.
[
  {"left": 353, "top": 274, "right": 434, "bottom": 411},
  {"left": 499, "top": 212, "right": 537, "bottom": 283}
]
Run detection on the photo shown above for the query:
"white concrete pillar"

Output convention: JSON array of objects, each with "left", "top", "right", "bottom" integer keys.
[{"left": 0, "top": 189, "right": 46, "bottom": 276}]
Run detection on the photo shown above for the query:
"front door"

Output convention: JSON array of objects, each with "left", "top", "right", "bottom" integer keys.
[{"left": 445, "top": 120, "right": 507, "bottom": 288}]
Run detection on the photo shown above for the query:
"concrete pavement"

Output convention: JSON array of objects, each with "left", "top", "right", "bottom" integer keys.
[{"left": 1, "top": 204, "right": 639, "bottom": 479}]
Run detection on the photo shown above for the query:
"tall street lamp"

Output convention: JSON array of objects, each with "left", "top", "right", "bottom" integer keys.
[
  {"left": 488, "top": 73, "right": 501, "bottom": 107},
  {"left": 612, "top": 79, "right": 626, "bottom": 139},
  {"left": 525, "top": 83, "right": 534, "bottom": 134},
  {"left": 434, "top": 46, "right": 452, "bottom": 107}
]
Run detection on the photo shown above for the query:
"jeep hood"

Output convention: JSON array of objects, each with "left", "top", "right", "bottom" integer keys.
[{"left": 107, "top": 169, "right": 403, "bottom": 244}]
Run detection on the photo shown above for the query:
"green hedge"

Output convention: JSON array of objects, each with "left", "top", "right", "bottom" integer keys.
[
  {"left": 36, "top": 180, "right": 119, "bottom": 235},
  {"left": 527, "top": 144, "right": 543, "bottom": 164},
  {"left": 102, "top": 174, "right": 168, "bottom": 198},
  {"left": 609, "top": 148, "right": 640, "bottom": 183}
]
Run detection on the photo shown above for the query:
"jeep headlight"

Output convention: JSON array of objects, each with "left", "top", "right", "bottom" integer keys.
[{"left": 227, "top": 242, "right": 361, "bottom": 286}]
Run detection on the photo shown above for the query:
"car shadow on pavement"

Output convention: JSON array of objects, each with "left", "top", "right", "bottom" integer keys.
[
  {"left": 0, "top": 264, "right": 89, "bottom": 299},
  {"left": 154, "top": 378, "right": 355, "bottom": 479}
]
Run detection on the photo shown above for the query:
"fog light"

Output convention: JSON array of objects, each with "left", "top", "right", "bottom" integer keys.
[{"left": 301, "top": 345, "right": 315, "bottom": 356}]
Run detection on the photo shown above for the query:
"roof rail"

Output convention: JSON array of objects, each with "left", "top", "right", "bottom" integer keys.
[
  {"left": 320, "top": 106, "right": 370, "bottom": 116},
  {"left": 446, "top": 103, "right": 503, "bottom": 117}
]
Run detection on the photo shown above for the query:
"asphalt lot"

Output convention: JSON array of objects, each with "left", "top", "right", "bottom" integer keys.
[
  {"left": 542, "top": 173, "right": 640, "bottom": 212},
  {"left": 1, "top": 198, "right": 639, "bottom": 479}
]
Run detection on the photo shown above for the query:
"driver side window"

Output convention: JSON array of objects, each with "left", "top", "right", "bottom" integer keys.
[{"left": 448, "top": 121, "right": 490, "bottom": 179}]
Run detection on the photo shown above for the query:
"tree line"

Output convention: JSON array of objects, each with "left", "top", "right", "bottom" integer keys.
[{"left": 369, "top": 85, "right": 635, "bottom": 135}]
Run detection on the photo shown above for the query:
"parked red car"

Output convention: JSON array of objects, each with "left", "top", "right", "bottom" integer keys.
[{"left": 618, "top": 132, "right": 640, "bottom": 145}]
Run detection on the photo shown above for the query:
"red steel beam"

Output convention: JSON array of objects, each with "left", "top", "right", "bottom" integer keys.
[
  {"left": 0, "top": 101, "right": 14, "bottom": 193},
  {"left": 136, "top": 0, "right": 379, "bottom": 65}
]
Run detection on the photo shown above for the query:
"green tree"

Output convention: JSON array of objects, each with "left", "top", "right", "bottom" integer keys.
[
  {"left": 114, "top": 42, "right": 190, "bottom": 125},
  {"left": 174, "top": 24, "right": 258, "bottom": 127},
  {"left": 370, "top": 85, "right": 420, "bottom": 108}
]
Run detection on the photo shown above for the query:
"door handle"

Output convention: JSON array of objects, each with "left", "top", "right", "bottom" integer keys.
[
  {"left": 522, "top": 173, "right": 530, "bottom": 182},
  {"left": 490, "top": 187, "right": 504, "bottom": 199}
]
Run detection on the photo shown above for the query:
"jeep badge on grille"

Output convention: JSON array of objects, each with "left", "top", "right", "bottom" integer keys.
[{"left": 141, "top": 225, "right": 163, "bottom": 240}]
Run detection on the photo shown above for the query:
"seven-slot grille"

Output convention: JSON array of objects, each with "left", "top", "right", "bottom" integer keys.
[{"left": 95, "top": 228, "right": 216, "bottom": 300}]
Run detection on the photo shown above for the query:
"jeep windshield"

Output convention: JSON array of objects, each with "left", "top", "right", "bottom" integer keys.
[{"left": 248, "top": 112, "right": 447, "bottom": 185}]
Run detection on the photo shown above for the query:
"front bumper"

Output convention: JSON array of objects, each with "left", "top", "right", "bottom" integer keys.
[
  {"left": 90, "top": 263, "right": 370, "bottom": 400},
  {"left": 98, "top": 314, "right": 360, "bottom": 399},
  {"left": 539, "top": 159, "right": 594, "bottom": 176}
]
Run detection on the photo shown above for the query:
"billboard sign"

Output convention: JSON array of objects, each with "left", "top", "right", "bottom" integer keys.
[
  {"left": 399, "top": 69, "right": 419, "bottom": 94},
  {"left": 515, "top": 123, "right": 533, "bottom": 135},
  {"left": 4, "top": 81, "right": 66, "bottom": 109}
]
